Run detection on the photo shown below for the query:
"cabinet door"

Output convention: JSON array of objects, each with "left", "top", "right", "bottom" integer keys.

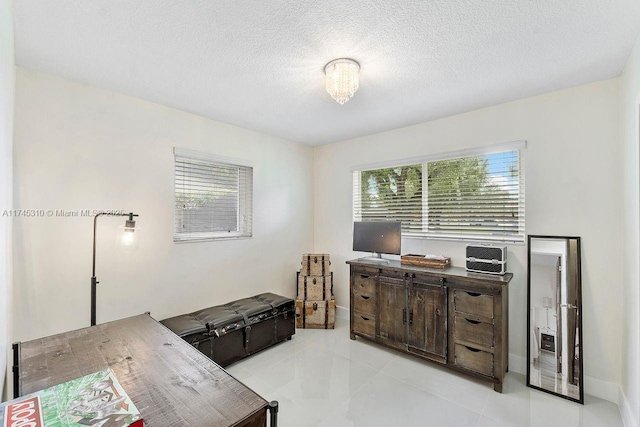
[
  {"left": 408, "top": 280, "right": 447, "bottom": 359},
  {"left": 378, "top": 275, "right": 407, "bottom": 346}
]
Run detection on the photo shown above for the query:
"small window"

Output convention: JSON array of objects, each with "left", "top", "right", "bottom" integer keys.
[
  {"left": 174, "top": 148, "right": 253, "bottom": 242},
  {"left": 353, "top": 144, "right": 525, "bottom": 243}
]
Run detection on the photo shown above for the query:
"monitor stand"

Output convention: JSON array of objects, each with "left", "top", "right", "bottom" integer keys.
[{"left": 357, "top": 253, "right": 390, "bottom": 264}]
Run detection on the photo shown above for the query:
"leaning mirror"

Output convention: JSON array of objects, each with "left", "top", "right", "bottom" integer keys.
[{"left": 527, "top": 235, "right": 584, "bottom": 403}]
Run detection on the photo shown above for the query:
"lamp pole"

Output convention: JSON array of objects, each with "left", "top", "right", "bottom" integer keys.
[{"left": 91, "top": 212, "right": 139, "bottom": 326}]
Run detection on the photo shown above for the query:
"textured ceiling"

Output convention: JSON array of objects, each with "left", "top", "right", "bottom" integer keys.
[{"left": 13, "top": 0, "right": 640, "bottom": 145}]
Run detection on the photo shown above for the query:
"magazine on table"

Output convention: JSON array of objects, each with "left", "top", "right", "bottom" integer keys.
[{"left": 1, "top": 368, "right": 143, "bottom": 427}]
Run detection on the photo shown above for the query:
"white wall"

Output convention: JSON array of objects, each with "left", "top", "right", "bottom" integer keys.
[
  {"left": 12, "top": 68, "right": 314, "bottom": 343},
  {"left": 619, "top": 33, "right": 640, "bottom": 427},
  {"left": 314, "top": 79, "right": 622, "bottom": 399},
  {"left": 0, "top": 0, "right": 14, "bottom": 400}
]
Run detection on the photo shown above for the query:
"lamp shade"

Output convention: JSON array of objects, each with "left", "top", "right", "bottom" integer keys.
[{"left": 117, "top": 222, "right": 140, "bottom": 251}]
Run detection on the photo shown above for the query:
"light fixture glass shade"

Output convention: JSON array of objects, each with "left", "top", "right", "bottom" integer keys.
[
  {"left": 325, "top": 58, "right": 360, "bottom": 104},
  {"left": 117, "top": 223, "right": 140, "bottom": 251}
]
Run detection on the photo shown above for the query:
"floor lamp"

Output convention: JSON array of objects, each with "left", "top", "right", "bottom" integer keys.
[{"left": 91, "top": 212, "right": 140, "bottom": 326}]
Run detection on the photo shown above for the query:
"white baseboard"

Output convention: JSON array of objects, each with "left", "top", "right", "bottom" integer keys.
[
  {"left": 336, "top": 305, "right": 349, "bottom": 320},
  {"left": 508, "top": 353, "right": 527, "bottom": 375},
  {"left": 585, "top": 375, "right": 620, "bottom": 404},
  {"left": 619, "top": 387, "right": 638, "bottom": 427},
  {"left": 508, "top": 353, "right": 620, "bottom": 404}
]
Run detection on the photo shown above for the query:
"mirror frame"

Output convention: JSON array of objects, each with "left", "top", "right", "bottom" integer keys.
[{"left": 526, "top": 235, "right": 584, "bottom": 404}]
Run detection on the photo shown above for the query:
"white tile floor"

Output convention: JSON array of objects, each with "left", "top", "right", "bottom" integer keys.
[{"left": 225, "top": 317, "right": 623, "bottom": 427}]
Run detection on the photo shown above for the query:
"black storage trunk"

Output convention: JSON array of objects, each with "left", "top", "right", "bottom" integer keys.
[
  {"left": 225, "top": 297, "right": 275, "bottom": 355},
  {"left": 254, "top": 292, "right": 296, "bottom": 342},
  {"left": 159, "top": 312, "right": 209, "bottom": 348},
  {"left": 160, "top": 292, "right": 295, "bottom": 367},
  {"left": 197, "top": 306, "right": 246, "bottom": 366}
]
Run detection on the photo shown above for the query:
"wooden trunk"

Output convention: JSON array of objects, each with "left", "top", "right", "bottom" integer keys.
[
  {"left": 295, "top": 299, "right": 336, "bottom": 329},
  {"left": 297, "top": 273, "right": 333, "bottom": 301},
  {"left": 301, "top": 254, "right": 331, "bottom": 276}
]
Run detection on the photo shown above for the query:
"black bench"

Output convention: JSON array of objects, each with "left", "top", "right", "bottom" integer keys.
[{"left": 160, "top": 292, "right": 295, "bottom": 367}]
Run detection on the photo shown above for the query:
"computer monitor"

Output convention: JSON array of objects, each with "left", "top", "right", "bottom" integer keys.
[{"left": 353, "top": 221, "right": 402, "bottom": 260}]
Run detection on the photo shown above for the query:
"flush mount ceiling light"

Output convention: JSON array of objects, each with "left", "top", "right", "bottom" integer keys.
[{"left": 324, "top": 58, "right": 360, "bottom": 105}]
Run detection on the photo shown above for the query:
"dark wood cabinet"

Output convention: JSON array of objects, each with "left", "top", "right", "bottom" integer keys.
[
  {"left": 348, "top": 259, "right": 512, "bottom": 393},
  {"left": 377, "top": 275, "right": 406, "bottom": 348},
  {"left": 407, "top": 277, "right": 447, "bottom": 362},
  {"left": 447, "top": 278, "right": 509, "bottom": 392},
  {"left": 365, "top": 271, "right": 447, "bottom": 361},
  {"left": 351, "top": 266, "right": 378, "bottom": 339}
]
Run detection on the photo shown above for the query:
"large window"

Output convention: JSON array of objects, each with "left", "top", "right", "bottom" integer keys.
[
  {"left": 174, "top": 148, "right": 253, "bottom": 242},
  {"left": 353, "top": 143, "right": 525, "bottom": 243}
]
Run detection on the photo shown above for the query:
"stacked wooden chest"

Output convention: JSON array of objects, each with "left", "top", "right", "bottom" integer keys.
[{"left": 296, "top": 254, "right": 336, "bottom": 329}]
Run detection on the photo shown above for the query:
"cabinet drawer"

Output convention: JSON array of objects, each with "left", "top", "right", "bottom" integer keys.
[
  {"left": 414, "top": 273, "right": 444, "bottom": 286},
  {"left": 454, "top": 290, "right": 494, "bottom": 319},
  {"left": 454, "top": 316, "right": 494, "bottom": 348},
  {"left": 380, "top": 269, "right": 406, "bottom": 280},
  {"left": 354, "top": 272, "right": 377, "bottom": 294},
  {"left": 541, "top": 334, "right": 554, "bottom": 343},
  {"left": 353, "top": 289, "right": 376, "bottom": 315},
  {"left": 541, "top": 341, "right": 554, "bottom": 352},
  {"left": 454, "top": 344, "right": 494, "bottom": 377},
  {"left": 352, "top": 311, "right": 376, "bottom": 337}
]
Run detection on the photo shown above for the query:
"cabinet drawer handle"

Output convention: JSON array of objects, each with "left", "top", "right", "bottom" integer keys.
[
  {"left": 360, "top": 295, "right": 371, "bottom": 300},
  {"left": 465, "top": 346, "right": 481, "bottom": 352},
  {"left": 313, "top": 278, "right": 317, "bottom": 284},
  {"left": 361, "top": 316, "right": 370, "bottom": 321},
  {"left": 466, "top": 292, "right": 481, "bottom": 297},
  {"left": 360, "top": 274, "right": 370, "bottom": 279},
  {"left": 465, "top": 319, "right": 481, "bottom": 325}
]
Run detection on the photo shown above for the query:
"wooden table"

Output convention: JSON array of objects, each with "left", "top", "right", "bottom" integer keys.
[{"left": 12, "top": 314, "right": 274, "bottom": 427}]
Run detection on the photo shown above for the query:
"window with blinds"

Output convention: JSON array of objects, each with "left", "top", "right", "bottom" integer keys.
[
  {"left": 174, "top": 149, "right": 253, "bottom": 242},
  {"left": 353, "top": 146, "right": 525, "bottom": 243}
]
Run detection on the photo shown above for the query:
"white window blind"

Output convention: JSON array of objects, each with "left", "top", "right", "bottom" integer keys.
[
  {"left": 353, "top": 145, "right": 525, "bottom": 244},
  {"left": 174, "top": 149, "right": 253, "bottom": 242}
]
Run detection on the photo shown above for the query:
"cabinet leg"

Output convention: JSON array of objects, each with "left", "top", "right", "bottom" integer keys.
[
  {"left": 493, "top": 382, "right": 503, "bottom": 393},
  {"left": 350, "top": 332, "right": 356, "bottom": 340}
]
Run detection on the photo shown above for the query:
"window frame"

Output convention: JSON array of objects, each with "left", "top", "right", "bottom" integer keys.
[
  {"left": 352, "top": 140, "right": 526, "bottom": 245},
  {"left": 173, "top": 148, "right": 253, "bottom": 243}
]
